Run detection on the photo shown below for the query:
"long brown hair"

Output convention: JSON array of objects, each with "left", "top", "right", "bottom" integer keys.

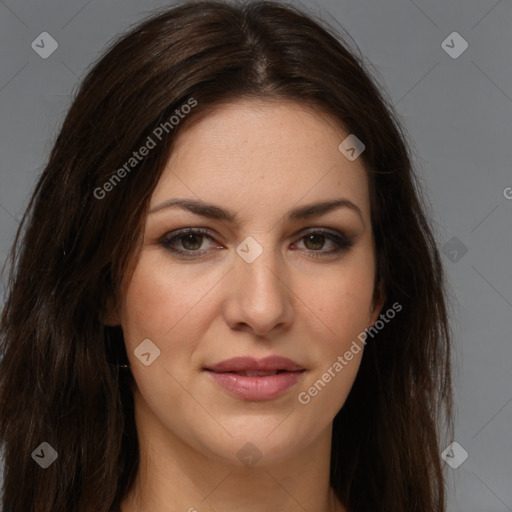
[{"left": 0, "top": 1, "right": 453, "bottom": 511}]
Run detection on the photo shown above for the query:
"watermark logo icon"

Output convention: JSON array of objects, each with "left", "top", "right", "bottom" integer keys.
[
  {"left": 31, "top": 32, "right": 59, "bottom": 59},
  {"left": 236, "top": 236, "right": 263, "bottom": 263},
  {"left": 134, "top": 338, "right": 161, "bottom": 366},
  {"left": 338, "top": 134, "right": 365, "bottom": 161},
  {"left": 236, "top": 442, "right": 262, "bottom": 467},
  {"left": 441, "top": 441, "right": 468, "bottom": 469},
  {"left": 442, "top": 236, "right": 468, "bottom": 263},
  {"left": 441, "top": 32, "right": 468, "bottom": 59},
  {"left": 31, "top": 442, "right": 58, "bottom": 469}
]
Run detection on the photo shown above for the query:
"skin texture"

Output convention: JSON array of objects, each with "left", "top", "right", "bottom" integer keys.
[{"left": 112, "top": 100, "right": 384, "bottom": 512}]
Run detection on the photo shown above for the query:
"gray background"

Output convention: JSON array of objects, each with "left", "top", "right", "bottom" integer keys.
[{"left": 0, "top": 0, "right": 511, "bottom": 510}]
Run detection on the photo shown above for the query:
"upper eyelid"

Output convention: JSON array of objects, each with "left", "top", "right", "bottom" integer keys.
[
  {"left": 161, "top": 227, "right": 352, "bottom": 247},
  {"left": 163, "top": 226, "right": 349, "bottom": 237}
]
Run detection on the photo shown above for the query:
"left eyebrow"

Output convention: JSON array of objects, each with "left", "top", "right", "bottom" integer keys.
[
  {"left": 149, "top": 198, "right": 364, "bottom": 224},
  {"left": 287, "top": 198, "right": 363, "bottom": 224}
]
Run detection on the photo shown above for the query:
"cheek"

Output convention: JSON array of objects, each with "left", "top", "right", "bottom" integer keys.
[
  {"left": 119, "top": 255, "right": 207, "bottom": 411},
  {"left": 296, "top": 267, "right": 373, "bottom": 421},
  {"left": 307, "top": 252, "right": 376, "bottom": 347},
  {"left": 121, "top": 268, "right": 173, "bottom": 348},
  {"left": 120, "top": 252, "right": 213, "bottom": 349}
]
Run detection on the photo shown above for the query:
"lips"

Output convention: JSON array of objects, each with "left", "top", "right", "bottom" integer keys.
[
  {"left": 229, "top": 370, "right": 283, "bottom": 376},
  {"left": 205, "top": 356, "right": 304, "bottom": 373},
  {"left": 204, "top": 356, "right": 305, "bottom": 401}
]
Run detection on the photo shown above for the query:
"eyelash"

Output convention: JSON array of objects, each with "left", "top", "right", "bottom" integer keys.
[{"left": 159, "top": 228, "right": 354, "bottom": 259}]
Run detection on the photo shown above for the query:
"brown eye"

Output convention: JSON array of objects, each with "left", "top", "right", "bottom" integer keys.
[
  {"left": 160, "top": 228, "right": 218, "bottom": 257},
  {"left": 180, "top": 233, "right": 204, "bottom": 250},
  {"left": 293, "top": 229, "right": 353, "bottom": 257},
  {"left": 303, "top": 233, "right": 326, "bottom": 250}
]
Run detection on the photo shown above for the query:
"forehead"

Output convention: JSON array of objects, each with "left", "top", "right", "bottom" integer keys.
[{"left": 150, "top": 99, "right": 370, "bottom": 221}]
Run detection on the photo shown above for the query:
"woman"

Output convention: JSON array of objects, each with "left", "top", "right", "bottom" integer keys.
[{"left": 0, "top": 1, "right": 453, "bottom": 511}]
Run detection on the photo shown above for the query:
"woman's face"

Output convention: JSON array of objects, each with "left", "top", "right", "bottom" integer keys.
[{"left": 114, "top": 99, "right": 383, "bottom": 466}]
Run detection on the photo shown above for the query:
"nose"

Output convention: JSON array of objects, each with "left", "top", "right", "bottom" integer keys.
[{"left": 222, "top": 239, "right": 294, "bottom": 337}]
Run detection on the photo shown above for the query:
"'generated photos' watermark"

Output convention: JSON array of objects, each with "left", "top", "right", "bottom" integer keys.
[
  {"left": 94, "top": 97, "right": 198, "bottom": 200},
  {"left": 298, "top": 301, "right": 402, "bottom": 405}
]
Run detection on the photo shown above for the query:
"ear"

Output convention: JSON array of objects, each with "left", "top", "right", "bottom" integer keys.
[
  {"left": 101, "top": 295, "right": 121, "bottom": 326},
  {"left": 369, "top": 281, "right": 386, "bottom": 326}
]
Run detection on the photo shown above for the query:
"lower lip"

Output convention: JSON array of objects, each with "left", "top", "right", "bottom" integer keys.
[{"left": 206, "top": 370, "right": 304, "bottom": 400}]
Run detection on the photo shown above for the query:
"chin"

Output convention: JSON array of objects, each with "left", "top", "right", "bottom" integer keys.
[{"left": 188, "top": 417, "right": 316, "bottom": 468}]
